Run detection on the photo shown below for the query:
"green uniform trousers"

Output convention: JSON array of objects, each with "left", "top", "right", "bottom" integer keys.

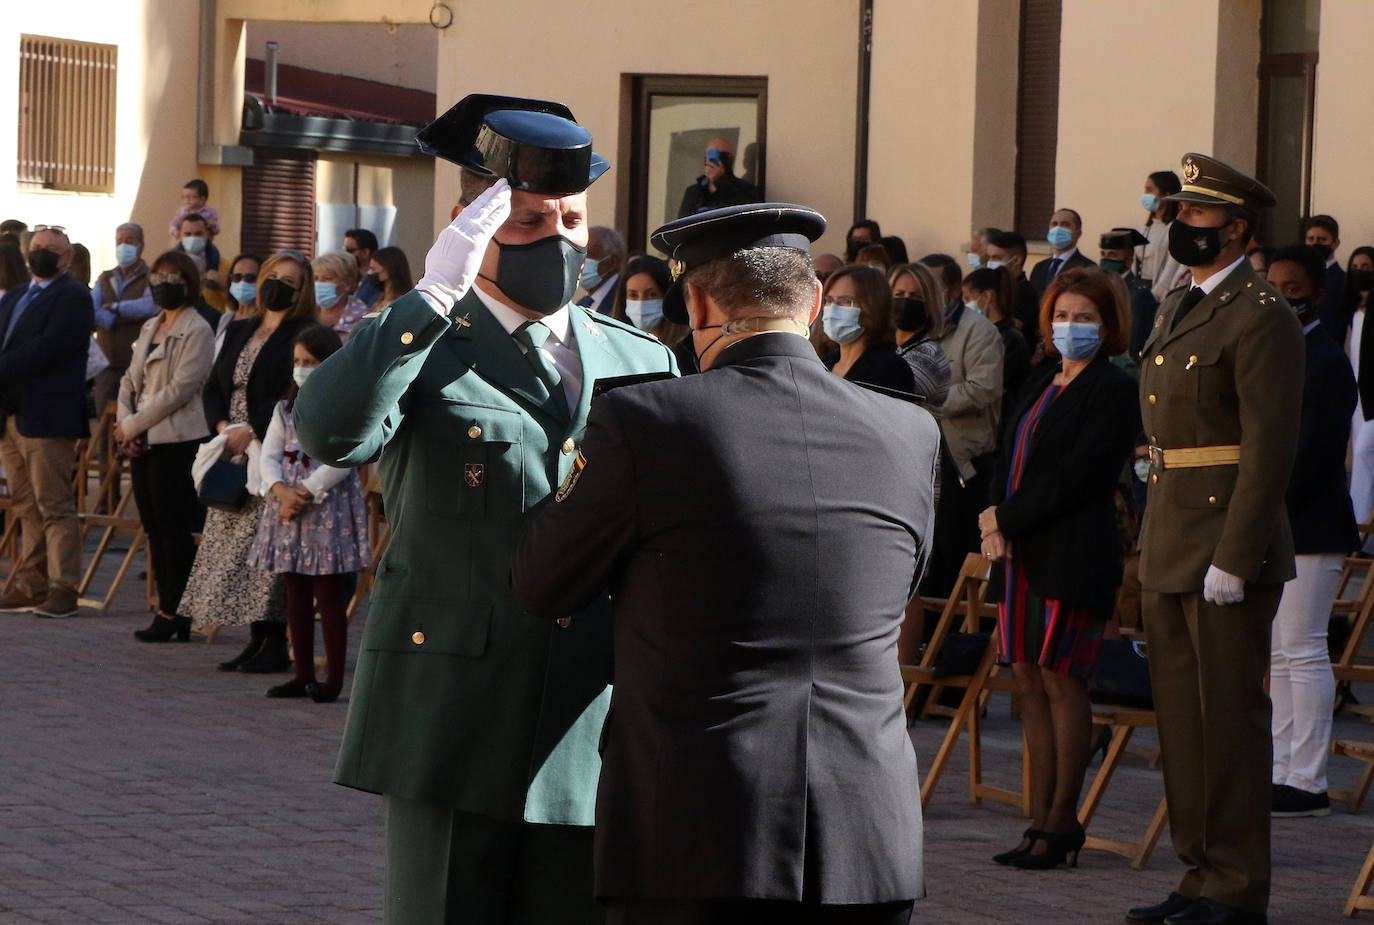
[
  {"left": 1142, "top": 586, "right": 1281, "bottom": 915},
  {"left": 384, "top": 796, "right": 600, "bottom": 925}
]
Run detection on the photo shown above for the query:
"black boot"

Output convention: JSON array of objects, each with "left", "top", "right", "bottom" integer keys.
[
  {"left": 239, "top": 622, "right": 292, "bottom": 674},
  {"left": 134, "top": 614, "right": 192, "bottom": 643},
  {"left": 218, "top": 620, "right": 265, "bottom": 671}
]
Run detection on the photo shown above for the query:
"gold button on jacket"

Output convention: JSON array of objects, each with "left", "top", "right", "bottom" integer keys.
[{"left": 411, "top": 631, "right": 425, "bottom": 645}]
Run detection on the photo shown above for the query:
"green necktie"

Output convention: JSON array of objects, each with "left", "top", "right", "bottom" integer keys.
[{"left": 514, "top": 321, "right": 568, "bottom": 419}]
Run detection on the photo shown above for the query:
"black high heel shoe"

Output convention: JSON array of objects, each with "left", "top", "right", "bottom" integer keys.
[
  {"left": 1010, "top": 822, "right": 1084, "bottom": 870},
  {"left": 134, "top": 614, "right": 191, "bottom": 642},
  {"left": 308, "top": 682, "right": 341, "bottom": 704},
  {"left": 992, "top": 827, "right": 1042, "bottom": 865}
]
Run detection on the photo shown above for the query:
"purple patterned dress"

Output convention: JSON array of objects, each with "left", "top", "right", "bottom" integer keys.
[{"left": 247, "top": 403, "right": 371, "bottom": 576}]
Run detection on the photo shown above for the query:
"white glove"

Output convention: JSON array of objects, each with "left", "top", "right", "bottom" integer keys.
[
  {"left": 416, "top": 178, "right": 512, "bottom": 314},
  {"left": 1203, "top": 564, "right": 1245, "bottom": 606}
]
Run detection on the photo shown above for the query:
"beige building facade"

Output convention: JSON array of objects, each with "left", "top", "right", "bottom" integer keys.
[{"left": 3, "top": 1, "right": 1373, "bottom": 278}]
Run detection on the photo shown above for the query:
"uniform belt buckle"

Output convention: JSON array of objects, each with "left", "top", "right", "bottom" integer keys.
[{"left": 1148, "top": 444, "right": 1165, "bottom": 470}]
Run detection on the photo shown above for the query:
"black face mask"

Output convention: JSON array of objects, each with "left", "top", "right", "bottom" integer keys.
[
  {"left": 1350, "top": 268, "right": 1374, "bottom": 293},
  {"left": 151, "top": 283, "right": 187, "bottom": 309},
  {"left": 892, "top": 297, "right": 928, "bottom": 333},
  {"left": 1167, "top": 219, "right": 1230, "bottom": 267},
  {"left": 488, "top": 235, "right": 586, "bottom": 315},
  {"left": 1310, "top": 243, "right": 1334, "bottom": 262},
  {"left": 259, "top": 278, "right": 296, "bottom": 312},
  {"left": 27, "top": 249, "right": 60, "bottom": 279}
]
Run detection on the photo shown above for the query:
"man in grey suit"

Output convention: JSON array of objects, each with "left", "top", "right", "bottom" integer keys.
[{"left": 515, "top": 203, "right": 938, "bottom": 925}]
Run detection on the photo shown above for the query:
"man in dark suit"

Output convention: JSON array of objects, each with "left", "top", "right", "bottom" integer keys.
[
  {"left": 1300, "top": 213, "right": 1347, "bottom": 342},
  {"left": 0, "top": 227, "right": 95, "bottom": 618},
  {"left": 1130, "top": 154, "right": 1304, "bottom": 925},
  {"left": 514, "top": 203, "right": 939, "bottom": 925},
  {"left": 1029, "top": 208, "right": 1097, "bottom": 295},
  {"left": 676, "top": 137, "right": 762, "bottom": 217},
  {"left": 986, "top": 229, "right": 1044, "bottom": 342}
]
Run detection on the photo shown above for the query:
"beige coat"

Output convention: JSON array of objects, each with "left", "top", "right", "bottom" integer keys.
[
  {"left": 116, "top": 308, "right": 215, "bottom": 445},
  {"left": 933, "top": 306, "right": 1004, "bottom": 480}
]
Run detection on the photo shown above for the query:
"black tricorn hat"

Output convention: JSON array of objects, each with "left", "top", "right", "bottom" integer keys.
[
  {"left": 1100, "top": 227, "right": 1149, "bottom": 249},
  {"left": 416, "top": 93, "right": 609, "bottom": 195},
  {"left": 650, "top": 202, "right": 827, "bottom": 324}
]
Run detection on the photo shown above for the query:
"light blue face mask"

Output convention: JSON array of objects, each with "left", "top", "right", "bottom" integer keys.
[
  {"left": 964, "top": 299, "right": 984, "bottom": 316},
  {"left": 229, "top": 281, "right": 256, "bottom": 306},
  {"left": 625, "top": 298, "right": 663, "bottom": 330},
  {"left": 314, "top": 281, "right": 339, "bottom": 309},
  {"left": 966, "top": 252, "right": 982, "bottom": 270},
  {"left": 986, "top": 259, "right": 1006, "bottom": 270},
  {"left": 822, "top": 304, "right": 864, "bottom": 345},
  {"left": 115, "top": 243, "right": 139, "bottom": 268},
  {"left": 179, "top": 235, "right": 207, "bottom": 256},
  {"left": 1141, "top": 193, "right": 1160, "bottom": 213},
  {"left": 580, "top": 256, "right": 603, "bottom": 291},
  {"left": 1052, "top": 321, "right": 1101, "bottom": 361},
  {"left": 1047, "top": 226, "right": 1074, "bottom": 250}
]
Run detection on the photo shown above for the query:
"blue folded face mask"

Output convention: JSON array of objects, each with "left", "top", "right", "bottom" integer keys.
[
  {"left": 580, "top": 256, "right": 603, "bottom": 292},
  {"left": 115, "top": 243, "right": 139, "bottom": 268},
  {"left": 822, "top": 304, "right": 864, "bottom": 345},
  {"left": 1141, "top": 193, "right": 1160, "bottom": 213},
  {"left": 314, "top": 281, "right": 339, "bottom": 309},
  {"left": 1047, "top": 226, "right": 1074, "bottom": 250},
  {"left": 1052, "top": 321, "right": 1101, "bottom": 361},
  {"left": 626, "top": 299, "right": 664, "bottom": 330},
  {"left": 229, "top": 281, "right": 256, "bottom": 306}
]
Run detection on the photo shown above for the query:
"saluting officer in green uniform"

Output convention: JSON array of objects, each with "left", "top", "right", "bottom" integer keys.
[
  {"left": 1127, "top": 154, "right": 1304, "bottom": 925},
  {"left": 294, "top": 95, "right": 678, "bottom": 924}
]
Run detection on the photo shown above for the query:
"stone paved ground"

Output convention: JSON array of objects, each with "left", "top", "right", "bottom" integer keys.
[{"left": 2, "top": 540, "right": 1372, "bottom": 923}]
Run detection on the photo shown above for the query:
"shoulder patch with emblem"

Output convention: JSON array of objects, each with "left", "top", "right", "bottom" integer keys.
[{"left": 555, "top": 450, "right": 586, "bottom": 502}]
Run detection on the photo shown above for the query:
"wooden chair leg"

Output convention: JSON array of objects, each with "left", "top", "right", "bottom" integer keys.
[
  {"left": 1078, "top": 725, "right": 1135, "bottom": 829},
  {"left": 1132, "top": 797, "right": 1169, "bottom": 870},
  {"left": 1347, "top": 836, "right": 1374, "bottom": 916}
]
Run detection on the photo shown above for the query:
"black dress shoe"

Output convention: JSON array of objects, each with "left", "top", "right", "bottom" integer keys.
[
  {"left": 1127, "top": 893, "right": 1195, "bottom": 923},
  {"left": 308, "top": 682, "right": 341, "bottom": 704},
  {"left": 266, "top": 680, "right": 313, "bottom": 698},
  {"left": 1164, "top": 897, "right": 1266, "bottom": 925}
]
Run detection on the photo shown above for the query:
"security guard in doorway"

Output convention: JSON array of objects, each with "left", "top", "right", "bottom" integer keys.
[
  {"left": 1127, "top": 154, "right": 1304, "bottom": 925},
  {"left": 513, "top": 203, "right": 939, "bottom": 925},
  {"left": 293, "top": 94, "right": 677, "bottom": 924}
]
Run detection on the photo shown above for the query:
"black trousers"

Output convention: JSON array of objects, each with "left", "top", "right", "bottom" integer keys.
[
  {"left": 606, "top": 898, "right": 915, "bottom": 925},
  {"left": 129, "top": 440, "right": 204, "bottom": 615}
]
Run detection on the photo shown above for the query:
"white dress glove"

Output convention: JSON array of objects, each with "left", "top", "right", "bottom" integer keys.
[
  {"left": 1202, "top": 564, "right": 1246, "bottom": 606},
  {"left": 416, "top": 178, "right": 512, "bottom": 314}
]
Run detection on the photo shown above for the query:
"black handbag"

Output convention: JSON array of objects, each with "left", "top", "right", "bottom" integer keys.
[
  {"left": 198, "top": 457, "right": 249, "bottom": 511},
  {"left": 931, "top": 631, "right": 992, "bottom": 679},
  {"left": 1087, "top": 638, "right": 1154, "bottom": 708}
]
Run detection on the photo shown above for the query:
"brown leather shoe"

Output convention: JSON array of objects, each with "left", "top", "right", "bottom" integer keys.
[
  {"left": 34, "top": 588, "right": 79, "bottom": 619},
  {"left": 0, "top": 587, "right": 46, "bottom": 613}
]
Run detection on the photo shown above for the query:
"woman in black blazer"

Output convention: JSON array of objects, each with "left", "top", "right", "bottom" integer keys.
[
  {"left": 978, "top": 268, "right": 1140, "bottom": 869},
  {"left": 183, "top": 250, "right": 318, "bottom": 674},
  {"left": 816, "top": 264, "right": 917, "bottom": 394}
]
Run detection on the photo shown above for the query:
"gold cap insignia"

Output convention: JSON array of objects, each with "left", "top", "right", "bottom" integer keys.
[
  {"left": 1183, "top": 157, "right": 1200, "bottom": 184},
  {"left": 669, "top": 259, "right": 685, "bottom": 281}
]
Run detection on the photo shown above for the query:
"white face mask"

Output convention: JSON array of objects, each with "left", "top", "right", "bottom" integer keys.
[
  {"left": 985, "top": 260, "right": 1005, "bottom": 270},
  {"left": 292, "top": 366, "right": 315, "bottom": 388}
]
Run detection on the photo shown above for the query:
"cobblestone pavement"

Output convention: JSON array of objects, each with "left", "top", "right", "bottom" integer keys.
[{"left": 1, "top": 552, "right": 1371, "bottom": 923}]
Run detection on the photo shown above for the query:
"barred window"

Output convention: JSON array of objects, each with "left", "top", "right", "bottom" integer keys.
[{"left": 17, "top": 35, "right": 118, "bottom": 194}]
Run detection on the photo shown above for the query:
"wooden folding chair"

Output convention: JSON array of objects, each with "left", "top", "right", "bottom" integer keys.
[
  {"left": 902, "top": 554, "right": 1026, "bottom": 810},
  {"left": 76, "top": 489, "right": 147, "bottom": 612},
  {"left": 1076, "top": 705, "right": 1168, "bottom": 868},
  {"left": 1332, "top": 740, "right": 1374, "bottom": 814},
  {"left": 1348, "top": 833, "right": 1374, "bottom": 916}
]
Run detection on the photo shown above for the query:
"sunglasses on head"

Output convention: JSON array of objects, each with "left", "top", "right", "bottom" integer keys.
[
  {"left": 32, "top": 224, "right": 67, "bottom": 234},
  {"left": 228, "top": 272, "right": 258, "bottom": 283},
  {"left": 148, "top": 271, "right": 185, "bottom": 286}
]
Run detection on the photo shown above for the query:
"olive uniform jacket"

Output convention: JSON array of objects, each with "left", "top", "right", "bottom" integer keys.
[
  {"left": 292, "top": 289, "right": 677, "bottom": 826},
  {"left": 1137, "top": 261, "right": 1304, "bottom": 592},
  {"left": 514, "top": 333, "right": 937, "bottom": 904}
]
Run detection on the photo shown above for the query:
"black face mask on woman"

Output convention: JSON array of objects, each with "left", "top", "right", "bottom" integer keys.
[
  {"left": 892, "top": 296, "right": 929, "bottom": 333},
  {"left": 151, "top": 283, "right": 187, "bottom": 309},
  {"left": 259, "top": 278, "right": 297, "bottom": 312},
  {"left": 1350, "top": 268, "right": 1374, "bottom": 293}
]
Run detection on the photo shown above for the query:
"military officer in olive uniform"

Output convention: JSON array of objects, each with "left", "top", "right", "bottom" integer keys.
[
  {"left": 1127, "top": 154, "right": 1304, "bottom": 925},
  {"left": 293, "top": 95, "right": 678, "bottom": 924}
]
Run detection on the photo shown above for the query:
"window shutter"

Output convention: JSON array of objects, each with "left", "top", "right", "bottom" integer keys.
[
  {"left": 241, "top": 148, "right": 317, "bottom": 259},
  {"left": 1014, "top": 0, "right": 1063, "bottom": 237},
  {"left": 18, "top": 35, "right": 117, "bottom": 193}
]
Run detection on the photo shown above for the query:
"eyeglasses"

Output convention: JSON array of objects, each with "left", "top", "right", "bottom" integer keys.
[
  {"left": 32, "top": 224, "right": 67, "bottom": 234},
  {"left": 228, "top": 272, "right": 258, "bottom": 283},
  {"left": 344, "top": 246, "right": 359, "bottom": 254},
  {"left": 149, "top": 272, "right": 185, "bottom": 286},
  {"left": 822, "top": 295, "right": 860, "bottom": 308}
]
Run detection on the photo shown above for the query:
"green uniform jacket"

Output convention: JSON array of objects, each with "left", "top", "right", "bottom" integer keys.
[
  {"left": 1137, "top": 261, "right": 1304, "bottom": 592},
  {"left": 292, "top": 289, "right": 677, "bottom": 825}
]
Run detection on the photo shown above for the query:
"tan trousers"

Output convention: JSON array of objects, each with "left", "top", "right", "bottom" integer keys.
[
  {"left": 0, "top": 425, "right": 81, "bottom": 595},
  {"left": 1142, "top": 586, "right": 1281, "bottom": 915}
]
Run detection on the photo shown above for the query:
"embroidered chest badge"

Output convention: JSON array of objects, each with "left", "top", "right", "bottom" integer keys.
[
  {"left": 555, "top": 451, "right": 586, "bottom": 502},
  {"left": 464, "top": 463, "right": 485, "bottom": 487}
]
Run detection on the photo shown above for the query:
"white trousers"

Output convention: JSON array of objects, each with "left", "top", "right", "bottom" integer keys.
[
  {"left": 1270, "top": 553, "right": 1342, "bottom": 792},
  {"left": 1352, "top": 416, "right": 1374, "bottom": 552}
]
